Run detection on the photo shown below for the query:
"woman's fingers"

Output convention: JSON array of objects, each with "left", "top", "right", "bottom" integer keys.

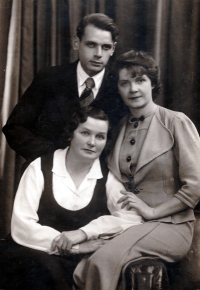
[
  {"left": 51, "top": 234, "right": 61, "bottom": 251},
  {"left": 51, "top": 230, "right": 87, "bottom": 256}
]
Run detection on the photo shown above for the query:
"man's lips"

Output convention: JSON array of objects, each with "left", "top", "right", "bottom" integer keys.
[{"left": 90, "top": 60, "right": 103, "bottom": 65}]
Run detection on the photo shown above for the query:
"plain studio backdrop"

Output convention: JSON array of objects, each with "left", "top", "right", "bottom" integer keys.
[{"left": 0, "top": 1, "right": 200, "bottom": 288}]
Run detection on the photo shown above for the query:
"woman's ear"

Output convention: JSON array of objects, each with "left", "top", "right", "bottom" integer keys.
[{"left": 73, "top": 36, "right": 80, "bottom": 51}]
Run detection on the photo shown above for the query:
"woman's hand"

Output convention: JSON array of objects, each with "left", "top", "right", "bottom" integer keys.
[
  {"left": 51, "top": 229, "right": 87, "bottom": 256},
  {"left": 118, "top": 190, "right": 154, "bottom": 220},
  {"left": 70, "top": 239, "right": 107, "bottom": 255}
]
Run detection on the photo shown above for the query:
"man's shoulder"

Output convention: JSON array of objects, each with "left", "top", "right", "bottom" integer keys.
[{"left": 37, "top": 61, "right": 78, "bottom": 80}]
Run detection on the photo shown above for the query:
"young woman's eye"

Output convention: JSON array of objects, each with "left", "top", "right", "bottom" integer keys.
[{"left": 96, "top": 134, "right": 105, "bottom": 140}]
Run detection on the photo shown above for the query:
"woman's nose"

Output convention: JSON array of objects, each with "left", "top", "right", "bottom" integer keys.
[{"left": 130, "top": 82, "right": 138, "bottom": 93}]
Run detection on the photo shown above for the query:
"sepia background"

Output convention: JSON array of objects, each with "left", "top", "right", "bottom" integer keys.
[{"left": 0, "top": 1, "right": 200, "bottom": 285}]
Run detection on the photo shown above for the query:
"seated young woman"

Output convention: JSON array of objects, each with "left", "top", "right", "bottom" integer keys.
[
  {"left": 70, "top": 51, "right": 200, "bottom": 290},
  {"left": 2, "top": 106, "right": 143, "bottom": 290}
]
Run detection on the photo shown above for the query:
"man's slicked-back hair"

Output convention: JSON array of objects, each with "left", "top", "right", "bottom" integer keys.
[{"left": 76, "top": 13, "right": 119, "bottom": 42}]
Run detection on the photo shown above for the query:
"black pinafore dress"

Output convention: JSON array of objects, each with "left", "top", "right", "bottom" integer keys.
[{"left": 1, "top": 153, "right": 109, "bottom": 290}]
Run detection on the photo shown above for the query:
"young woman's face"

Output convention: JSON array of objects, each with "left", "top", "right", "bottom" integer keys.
[
  {"left": 70, "top": 116, "right": 109, "bottom": 161},
  {"left": 118, "top": 68, "right": 154, "bottom": 111}
]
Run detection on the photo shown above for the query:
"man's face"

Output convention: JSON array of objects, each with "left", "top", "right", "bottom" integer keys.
[{"left": 75, "top": 25, "right": 116, "bottom": 77}]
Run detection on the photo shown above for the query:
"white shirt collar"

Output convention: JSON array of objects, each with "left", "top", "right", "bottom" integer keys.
[
  {"left": 52, "top": 147, "right": 103, "bottom": 180},
  {"left": 77, "top": 61, "right": 105, "bottom": 91}
]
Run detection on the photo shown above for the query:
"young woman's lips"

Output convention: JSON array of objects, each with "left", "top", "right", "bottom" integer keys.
[{"left": 83, "top": 149, "right": 96, "bottom": 153}]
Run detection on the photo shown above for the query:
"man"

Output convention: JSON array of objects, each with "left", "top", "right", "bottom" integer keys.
[{"left": 2, "top": 13, "right": 126, "bottom": 162}]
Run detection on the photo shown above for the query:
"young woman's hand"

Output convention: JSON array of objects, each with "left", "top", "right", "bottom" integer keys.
[
  {"left": 51, "top": 229, "right": 87, "bottom": 255},
  {"left": 70, "top": 239, "right": 107, "bottom": 255},
  {"left": 118, "top": 190, "right": 154, "bottom": 220}
]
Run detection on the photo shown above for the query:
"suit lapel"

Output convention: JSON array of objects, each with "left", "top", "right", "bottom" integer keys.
[
  {"left": 135, "top": 110, "right": 174, "bottom": 173},
  {"left": 108, "top": 108, "right": 174, "bottom": 179}
]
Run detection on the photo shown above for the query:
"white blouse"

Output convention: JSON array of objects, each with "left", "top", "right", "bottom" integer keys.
[{"left": 11, "top": 148, "right": 143, "bottom": 254}]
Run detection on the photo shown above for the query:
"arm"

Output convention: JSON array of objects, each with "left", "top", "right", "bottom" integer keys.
[
  {"left": 118, "top": 191, "right": 188, "bottom": 220},
  {"left": 80, "top": 171, "right": 143, "bottom": 239},
  {"left": 11, "top": 158, "right": 60, "bottom": 253},
  {"left": 2, "top": 70, "right": 55, "bottom": 160},
  {"left": 51, "top": 171, "right": 143, "bottom": 254}
]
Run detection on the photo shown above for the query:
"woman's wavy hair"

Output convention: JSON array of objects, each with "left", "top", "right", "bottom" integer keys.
[
  {"left": 64, "top": 106, "right": 110, "bottom": 155},
  {"left": 115, "top": 50, "right": 161, "bottom": 100}
]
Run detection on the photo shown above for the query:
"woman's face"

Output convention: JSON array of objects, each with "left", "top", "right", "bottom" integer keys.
[
  {"left": 70, "top": 116, "right": 109, "bottom": 161},
  {"left": 118, "top": 68, "right": 154, "bottom": 111}
]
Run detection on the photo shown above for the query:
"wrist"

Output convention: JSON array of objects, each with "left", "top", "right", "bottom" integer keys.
[
  {"left": 78, "top": 229, "right": 87, "bottom": 241},
  {"left": 145, "top": 207, "right": 155, "bottom": 220}
]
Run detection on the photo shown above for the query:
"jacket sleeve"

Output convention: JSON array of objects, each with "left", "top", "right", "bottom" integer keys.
[
  {"left": 172, "top": 113, "right": 200, "bottom": 208},
  {"left": 2, "top": 69, "right": 55, "bottom": 161},
  {"left": 11, "top": 158, "right": 60, "bottom": 253}
]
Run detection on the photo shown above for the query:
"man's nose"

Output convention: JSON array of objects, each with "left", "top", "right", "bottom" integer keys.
[{"left": 94, "top": 46, "right": 102, "bottom": 58}]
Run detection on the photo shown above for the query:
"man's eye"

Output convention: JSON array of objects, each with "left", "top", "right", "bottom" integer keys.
[
  {"left": 87, "top": 43, "right": 95, "bottom": 48},
  {"left": 102, "top": 45, "right": 111, "bottom": 50}
]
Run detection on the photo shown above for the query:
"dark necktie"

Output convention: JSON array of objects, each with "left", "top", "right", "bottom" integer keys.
[{"left": 80, "top": 78, "right": 95, "bottom": 107}]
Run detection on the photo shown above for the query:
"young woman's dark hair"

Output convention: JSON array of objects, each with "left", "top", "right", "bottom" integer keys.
[
  {"left": 115, "top": 50, "right": 161, "bottom": 100},
  {"left": 64, "top": 106, "right": 110, "bottom": 145},
  {"left": 76, "top": 13, "right": 119, "bottom": 42}
]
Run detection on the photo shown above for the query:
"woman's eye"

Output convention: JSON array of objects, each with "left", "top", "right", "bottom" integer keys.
[
  {"left": 81, "top": 131, "right": 89, "bottom": 136},
  {"left": 137, "top": 78, "right": 145, "bottom": 83},
  {"left": 119, "top": 81, "right": 128, "bottom": 87}
]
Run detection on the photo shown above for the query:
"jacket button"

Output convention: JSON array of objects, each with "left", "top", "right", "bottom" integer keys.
[
  {"left": 130, "top": 139, "right": 135, "bottom": 145},
  {"left": 128, "top": 174, "right": 133, "bottom": 180},
  {"left": 128, "top": 183, "right": 132, "bottom": 190},
  {"left": 126, "top": 156, "right": 131, "bottom": 162},
  {"left": 134, "top": 122, "right": 138, "bottom": 128}
]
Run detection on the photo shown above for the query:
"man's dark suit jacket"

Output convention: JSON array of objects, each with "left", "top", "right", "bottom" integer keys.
[{"left": 3, "top": 60, "right": 127, "bottom": 161}]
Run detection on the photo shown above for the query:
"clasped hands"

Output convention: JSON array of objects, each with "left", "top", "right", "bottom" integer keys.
[
  {"left": 118, "top": 190, "right": 154, "bottom": 220},
  {"left": 51, "top": 229, "right": 106, "bottom": 256}
]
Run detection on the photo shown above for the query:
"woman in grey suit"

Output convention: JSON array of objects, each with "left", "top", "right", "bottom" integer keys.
[{"left": 73, "top": 50, "right": 200, "bottom": 290}]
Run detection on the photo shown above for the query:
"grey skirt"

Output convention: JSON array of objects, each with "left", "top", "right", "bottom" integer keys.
[{"left": 74, "top": 221, "right": 194, "bottom": 290}]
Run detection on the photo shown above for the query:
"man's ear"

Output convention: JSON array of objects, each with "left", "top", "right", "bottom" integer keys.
[
  {"left": 111, "top": 42, "right": 117, "bottom": 56},
  {"left": 73, "top": 36, "right": 80, "bottom": 50}
]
